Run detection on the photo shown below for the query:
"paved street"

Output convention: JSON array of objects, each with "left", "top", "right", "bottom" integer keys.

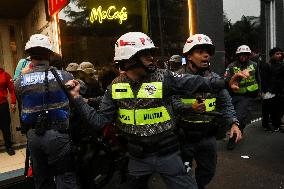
[
  {"left": 208, "top": 121, "right": 284, "bottom": 189},
  {"left": 2, "top": 120, "right": 284, "bottom": 189},
  {"left": 102, "top": 119, "right": 284, "bottom": 189}
]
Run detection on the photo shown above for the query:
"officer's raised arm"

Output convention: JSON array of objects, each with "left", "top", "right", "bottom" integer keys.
[{"left": 164, "top": 70, "right": 245, "bottom": 97}]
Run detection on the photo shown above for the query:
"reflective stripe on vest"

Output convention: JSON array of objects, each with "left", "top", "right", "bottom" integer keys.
[
  {"left": 118, "top": 106, "right": 171, "bottom": 125},
  {"left": 181, "top": 98, "right": 216, "bottom": 112},
  {"left": 181, "top": 120, "right": 211, "bottom": 124}
]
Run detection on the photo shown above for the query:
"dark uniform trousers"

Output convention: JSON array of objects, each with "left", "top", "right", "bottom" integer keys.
[
  {"left": 127, "top": 152, "right": 198, "bottom": 189},
  {"left": 270, "top": 95, "right": 284, "bottom": 129},
  {"left": 181, "top": 137, "right": 217, "bottom": 189},
  {"left": 27, "top": 129, "right": 76, "bottom": 189},
  {"left": 232, "top": 96, "right": 253, "bottom": 132},
  {"left": 0, "top": 102, "right": 12, "bottom": 148}
]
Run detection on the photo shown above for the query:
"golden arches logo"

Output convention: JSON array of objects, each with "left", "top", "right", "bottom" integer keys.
[{"left": 89, "top": 6, "right": 128, "bottom": 24}]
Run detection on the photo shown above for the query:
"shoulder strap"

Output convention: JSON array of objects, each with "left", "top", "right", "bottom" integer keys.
[
  {"left": 42, "top": 68, "right": 49, "bottom": 112},
  {"left": 50, "top": 67, "right": 72, "bottom": 101}
]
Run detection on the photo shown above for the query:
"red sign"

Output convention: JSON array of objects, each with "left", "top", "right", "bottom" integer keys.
[{"left": 48, "top": 0, "right": 69, "bottom": 16}]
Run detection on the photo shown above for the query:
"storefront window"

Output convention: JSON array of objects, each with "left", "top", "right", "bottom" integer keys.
[{"left": 59, "top": 0, "right": 188, "bottom": 69}]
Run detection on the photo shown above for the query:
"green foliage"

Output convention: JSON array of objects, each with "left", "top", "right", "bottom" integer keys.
[{"left": 224, "top": 15, "right": 261, "bottom": 60}]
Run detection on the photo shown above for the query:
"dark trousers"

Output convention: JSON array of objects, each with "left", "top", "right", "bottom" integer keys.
[
  {"left": 0, "top": 102, "right": 12, "bottom": 148},
  {"left": 232, "top": 96, "right": 253, "bottom": 132},
  {"left": 27, "top": 129, "right": 76, "bottom": 189},
  {"left": 262, "top": 98, "right": 272, "bottom": 129},
  {"left": 270, "top": 96, "right": 284, "bottom": 129},
  {"left": 181, "top": 137, "right": 217, "bottom": 189},
  {"left": 127, "top": 152, "right": 198, "bottom": 189}
]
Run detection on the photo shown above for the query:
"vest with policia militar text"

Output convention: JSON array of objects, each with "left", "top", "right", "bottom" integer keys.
[
  {"left": 111, "top": 70, "right": 172, "bottom": 136},
  {"left": 179, "top": 70, "right": 217, "bottom": 124},
  {"left": 232, "top": 62, "right": 259, "bottom": 94},
  {"left": 20, "top": 68, "right": 70, "bottom": 126}
]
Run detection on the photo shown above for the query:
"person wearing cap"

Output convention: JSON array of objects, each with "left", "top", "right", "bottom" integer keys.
[
  {"left": 14, "top": 34, "right": 76, "bottom": 189},
  {"left": 171, "top": 34, "right": 242, "bottom": 189},
  {"left": 66, "top": 62, "right": 79, "bottom": 79},
  {"left": 66, "top": 32, "right": 245, "bottom": 189},
  {"left": 261, "top": 47, "right": 284, "bottom": 132},
  {"left": 77, "top": 62, "right": 103, "bottom": 98},
  {"left": 0, "top": 64, "right": 16, "bottom": 155},
  {"left": 167, "top": 55, "right": 183, "bottom": 72},
  {"left": 224, "top": 45, "right": 260, "bottom": 149}
]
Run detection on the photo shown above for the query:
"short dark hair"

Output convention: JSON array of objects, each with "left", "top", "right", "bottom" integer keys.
[
  {"left": 26, "top": 47, "right": 51, "bottom": 60},
  {"left": 269, "top": 47, "right": 283, "bottom": 57}
]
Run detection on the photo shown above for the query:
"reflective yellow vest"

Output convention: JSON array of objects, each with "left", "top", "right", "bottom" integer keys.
[
  {"left": 180, "top": 97, "right": 217, "bottom": 124},
  {"left": 111, "top": 76, "right": 172, "bottom": 136},
  {"left": 233, "top": 64, "right": 259, "bottom": 94}
]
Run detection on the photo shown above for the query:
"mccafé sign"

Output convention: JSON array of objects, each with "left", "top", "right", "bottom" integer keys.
[
  {"left": 89, "top": 6, "right": 128, "bottom": 24},
  {"left": 48, "top": 0, "right": 69, "bottom": 16}
]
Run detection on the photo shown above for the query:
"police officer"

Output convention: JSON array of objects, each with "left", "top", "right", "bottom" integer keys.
[
  {"left": 167, "top": 55, "right": 183, "bottom": 72},
  {"left": 171, "top": 34, "right": 242, "bottom": 189},
  {"left": 66, "top": 32, "right": 244, "bottom": 189},
  {"left": 225, "top": 45, "right": 260, "bottom": 149},
  {"left": 15, "top": 34, "right": 76, "bottom": 189}
]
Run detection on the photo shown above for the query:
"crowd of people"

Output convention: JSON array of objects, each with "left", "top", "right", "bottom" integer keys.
[{"left": 0, "top": 31, "right": 283, "bottom": 189}]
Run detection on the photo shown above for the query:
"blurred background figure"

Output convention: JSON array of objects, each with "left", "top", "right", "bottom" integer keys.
[
  {"left": 98, "top": 66, "right": 119, "bottom": 92},
  {"left": 78, "top": 62, "right": 103, "bottom": 98},
  {"left": 224, "top": 45, "right": 260, "bottom": 149},
  {"left": 13, "top": 57, "right": 31, "bottom": 81},
  {"left": 261, "top": 47, "right": 284, "bottom": 132},
  {"left": 167, "top": 55, "right": 183, "bottom": 72},
  {"left": 66, "top": 62, "right": 80, "bottom": 79},
  {"left": 0, "top": 65, "right": 16, "bottom": 155}
]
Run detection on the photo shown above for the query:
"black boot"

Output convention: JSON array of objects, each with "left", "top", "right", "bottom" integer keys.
[{"left": 6, "top": 146, "right": 15, "bottom": 156}]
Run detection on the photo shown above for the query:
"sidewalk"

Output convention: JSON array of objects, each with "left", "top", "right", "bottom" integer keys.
[{"left": 0, "top": 148, "right": 26, "bottom": 182}]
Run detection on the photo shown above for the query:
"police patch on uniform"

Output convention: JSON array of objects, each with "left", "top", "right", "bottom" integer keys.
[{"left": 144, "top": 85, "right": 157, "bottom": 96}]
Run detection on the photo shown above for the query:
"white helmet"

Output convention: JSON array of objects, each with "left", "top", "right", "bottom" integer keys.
[
  {"left": 183, "top": 34, "right": 215, "bottom": 55},
  {"left": 25, "top": 34, "right": 53, "bottom": 52},
  {"left": 114, "top": 32, "right": 156, "bottom": 61},
  {"left": 236, "top": 45, "right": 251, "bottom": 54}
]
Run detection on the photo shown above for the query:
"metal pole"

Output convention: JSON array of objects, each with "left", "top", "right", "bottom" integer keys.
[{"left": 157, "top": 0, "right": 165, "bottom": 60}]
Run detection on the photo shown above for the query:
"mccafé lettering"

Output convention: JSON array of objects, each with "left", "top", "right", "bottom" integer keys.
[{"left": 89, "top": 6, "right": 128, "bottom": 24}]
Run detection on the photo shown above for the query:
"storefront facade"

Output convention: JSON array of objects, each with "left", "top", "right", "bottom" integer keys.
[
  {"left": 0, "top": 0, "right": 63, "bottom": 146},
  {"left": 0, "top": 0, "right": 225, "bottom": 147},
  {"left": 59, "top": 0, "right": 224, "bottom": 73}
]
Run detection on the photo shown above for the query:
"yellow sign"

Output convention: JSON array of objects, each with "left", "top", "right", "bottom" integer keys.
[{"left": 89, "top": 6, "right": 128, "bottom": 24}]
